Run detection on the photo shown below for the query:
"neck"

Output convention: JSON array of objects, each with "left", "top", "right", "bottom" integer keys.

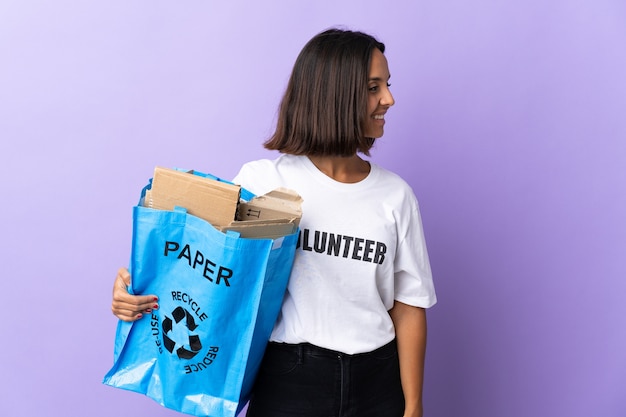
[{"left": 307, "top": 154, "right": 371, "bottom": 183}]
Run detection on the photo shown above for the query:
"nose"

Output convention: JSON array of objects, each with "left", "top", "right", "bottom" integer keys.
[{"left": 382, "top": 87, "right": 395, "bottom": 107}]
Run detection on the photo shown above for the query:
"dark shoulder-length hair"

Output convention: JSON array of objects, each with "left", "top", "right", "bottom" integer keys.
[{"left": 263, "top": 28, "right": 385, "bottom": 157}]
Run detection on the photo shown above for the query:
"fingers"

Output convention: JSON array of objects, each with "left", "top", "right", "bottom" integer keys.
[{"left": 111, "top": 267, "right": 159, "bottom": 322}]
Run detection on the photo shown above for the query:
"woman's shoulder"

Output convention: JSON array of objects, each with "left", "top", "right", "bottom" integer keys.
[
  {"left": 368, "top": 163, "right": 423, "bottom": 210},
  {"left": 371, "top": 163, "right": 414, "bottom": 191},
  {"left": 235, "top": 154, "right": 303, "bottom": 195},
  {"left": 239, "top": 154, "right": 301, "bottom": 173}
]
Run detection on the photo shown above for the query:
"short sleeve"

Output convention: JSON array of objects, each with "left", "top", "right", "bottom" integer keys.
[{"left": 393, "top": 199, "right": 437, "bottom": 308}]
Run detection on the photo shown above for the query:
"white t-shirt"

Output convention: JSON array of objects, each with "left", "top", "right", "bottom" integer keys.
[{"left": 233, "top": 154, "right": 436, "bottom": 354}]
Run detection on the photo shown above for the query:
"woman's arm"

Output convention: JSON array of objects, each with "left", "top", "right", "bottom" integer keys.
[{"left": 389, "top": 300, "right": 428, "bottom": 417}]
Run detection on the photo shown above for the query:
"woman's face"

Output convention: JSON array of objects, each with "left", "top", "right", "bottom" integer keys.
[{"left": 364, "top": 48, "right": 395, "bottom": 139}]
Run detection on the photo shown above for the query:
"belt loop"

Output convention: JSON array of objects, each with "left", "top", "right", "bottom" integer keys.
[{"left": 297, "top": 344, "right": 303, "bottom": 365}]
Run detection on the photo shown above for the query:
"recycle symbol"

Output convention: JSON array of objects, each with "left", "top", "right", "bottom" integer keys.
[{"left": 162, "top": 306, "right": 203, "bottom": 359}]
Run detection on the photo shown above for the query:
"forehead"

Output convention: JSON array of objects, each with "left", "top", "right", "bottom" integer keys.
[{"left": 368, "top": 48, "right": 390, "bottom": 80}]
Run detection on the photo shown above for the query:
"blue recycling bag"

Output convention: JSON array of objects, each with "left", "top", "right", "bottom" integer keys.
[{"left": 103, "top": 176, "right": 298, "bottom": 417}]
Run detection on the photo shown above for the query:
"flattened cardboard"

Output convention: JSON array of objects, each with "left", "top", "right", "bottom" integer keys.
[
  {"left": 221, "top": 219, "right": 299, "bottom": 240},
  {"left": 229, "top": 187, "right": 302, "bottom": 238},
  {"left": 145, "top": 166, "right": 240, "bottom": 227},
  {"left": 144, "top": 167, "right": 303, "bottom": 239},
  {"left": 238, "top": 188, "right": 302, "bottom": 225}
]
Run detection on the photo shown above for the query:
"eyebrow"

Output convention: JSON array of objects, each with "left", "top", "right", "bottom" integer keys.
[{"left": 368, "top": 75, "right": 391, "bottom": 82}]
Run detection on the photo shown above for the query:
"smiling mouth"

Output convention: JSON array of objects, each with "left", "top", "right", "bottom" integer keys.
[{"left": 373, "top": 114, "right": 385, "bottom": 120}]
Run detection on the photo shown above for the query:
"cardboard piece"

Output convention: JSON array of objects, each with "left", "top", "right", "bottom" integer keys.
[
  {"left": 144, "top": 167, "right": 240, "bottom": 227},
  {"left": 225, "top": 188, "right": 303, "bottom": 239},
  {"left": 144, "top": 167, "right": 302, "bottom": 239}
]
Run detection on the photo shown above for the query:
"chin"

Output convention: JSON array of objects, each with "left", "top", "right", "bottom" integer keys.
[{"left": 364, "top": 131, "right": 384, "bottom": 139}]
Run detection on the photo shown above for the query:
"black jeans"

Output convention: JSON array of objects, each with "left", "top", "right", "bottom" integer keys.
[{"left": 247, "top": 340, "right": 405, "bottom": 417}]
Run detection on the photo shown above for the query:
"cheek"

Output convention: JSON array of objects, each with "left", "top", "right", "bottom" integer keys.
[{"left": 367, "top": 96, "right": 378, "bottom": 114}]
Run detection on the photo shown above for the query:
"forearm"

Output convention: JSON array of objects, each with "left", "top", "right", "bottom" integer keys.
[{"left": 389, "top": 301, "right": 427, "bottom": 417}]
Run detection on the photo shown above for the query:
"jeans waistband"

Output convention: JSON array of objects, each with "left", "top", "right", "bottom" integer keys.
[{"left": 267, "top": 338, "right": 397, "bottom": 359}]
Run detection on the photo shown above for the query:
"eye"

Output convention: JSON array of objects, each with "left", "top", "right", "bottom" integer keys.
[
  {"left": 368, "top": 85, "right": 378, "bottom": 92},
  {"left": 387, "top": 83, "right": 392, "bottom": 88}
]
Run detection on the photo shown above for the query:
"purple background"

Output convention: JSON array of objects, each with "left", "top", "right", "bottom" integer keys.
[{"left": 1, "top": 1, "right": 624, "bottom": 416}]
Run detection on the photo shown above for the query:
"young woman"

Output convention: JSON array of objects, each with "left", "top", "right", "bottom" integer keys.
[{"left": 112, "top": 28, "right": 436, "bottom": 417}]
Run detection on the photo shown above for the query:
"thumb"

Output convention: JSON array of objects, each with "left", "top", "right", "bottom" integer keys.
[{"left": 117, "top": 267, "right": 132, "bottom": 288}]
